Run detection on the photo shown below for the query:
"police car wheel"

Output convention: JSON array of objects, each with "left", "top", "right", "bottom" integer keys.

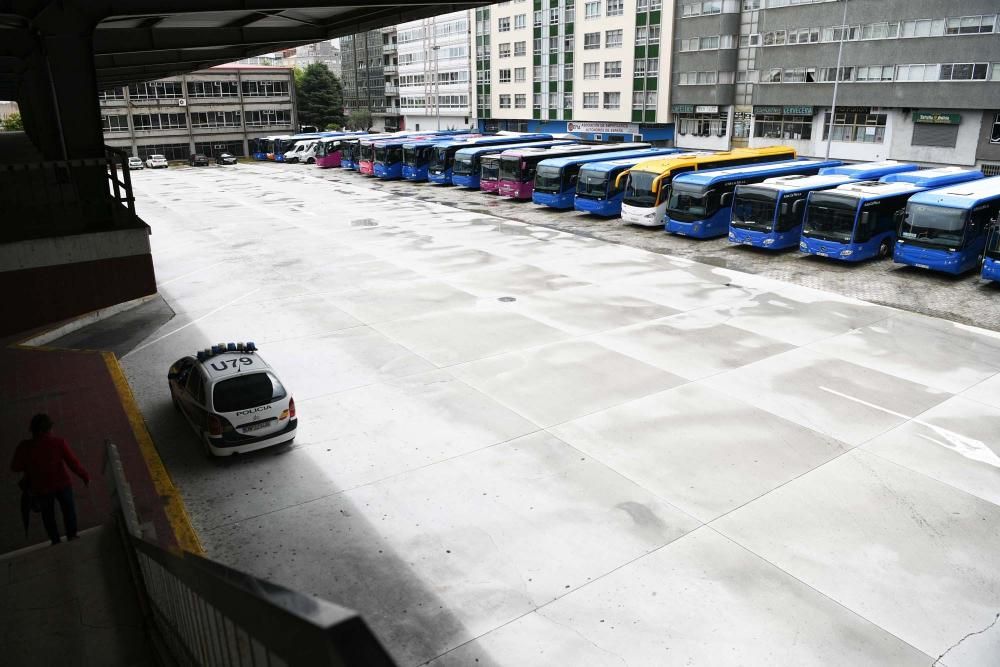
[
  {"left": 201, "top": 438, "right": 214, "bottom": 459},
  {"left": 878, "top": 239, "right": 891, "bottom": 258}
]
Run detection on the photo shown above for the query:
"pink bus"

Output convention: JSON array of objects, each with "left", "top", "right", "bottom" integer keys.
[
  {"left": 315, "top": 136, "right": 361, "bottom": 168},
  {"left": 496, "top": 144, "right": 646, "bottom": 199},
  {"left": 480, "top": 147, "right": 555, "bottom": 194}
]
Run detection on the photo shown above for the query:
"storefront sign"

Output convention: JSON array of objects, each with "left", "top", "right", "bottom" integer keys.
[
  {"left": 834, "top": 106, "right": 871, "bottom": 114},
  {"left": 753, "top": 105, "right": 815, "bottom": 115},
  {"left": 912, "top": 110, "right": 961, "bottom": 125},
  {"left": 695, "top": 105, "right": 719, "bottom": 113},
  {"left": 566, "top": 121, "right": 640, "bottom": 134},
  {"left": 671, "top": 104, "right": 695, "bottom": 113}
]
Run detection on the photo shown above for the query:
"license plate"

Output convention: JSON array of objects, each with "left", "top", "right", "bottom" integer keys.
[
  {"left": 916, "top": 264, "right": 929, "bottom": 269},
  {"left": 241, "top": 421, "right": 271, "bottom": 433},
  {"left": 817, "top": 252, "right": 828, "bottom": 257},
  {"left": 742, "top": 239, "right": 752, "bottom": 245}
]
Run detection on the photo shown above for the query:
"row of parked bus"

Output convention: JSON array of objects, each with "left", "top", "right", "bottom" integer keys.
[{"left": 260, "top": 130, "right": 1000, "bottom": 283}]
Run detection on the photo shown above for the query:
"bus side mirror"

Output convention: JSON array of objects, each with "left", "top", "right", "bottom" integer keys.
[
  {"left": 793, "top": 200, "right": 805, "bottom": 215},
  {"left": 651, "top": 180, "right": 660, "bottom": 194},
  {"left": 720, "top": 192, "right": 733, "bottom": 207},
  {"left": 893, "top": 210, "right": 905, "bottom": 224},
  {"left": 780, "top": 203, "right": 789, "bottom": 216}
]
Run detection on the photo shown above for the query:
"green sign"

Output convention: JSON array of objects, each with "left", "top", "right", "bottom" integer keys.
[
  {"left": 753, "top": 105, "right": 814, "bottom": 115},
  {"left": 913, "top": 111, "right": 961, "bottom": 125},
  {"left": 671, "top": 104, "right": 694, "bottom": 113}
]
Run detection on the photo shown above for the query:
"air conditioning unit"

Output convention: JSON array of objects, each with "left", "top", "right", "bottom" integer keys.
[{"left": 178, "top": 99, "right": 187, "bottom": 107}]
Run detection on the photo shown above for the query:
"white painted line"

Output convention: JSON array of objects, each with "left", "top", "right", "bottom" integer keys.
[
  {"left": 124, "top": 287, "right": 263, "bottom": 357},
  {"left": 156, "top": 260, "right": 228, "bottom": 287}
]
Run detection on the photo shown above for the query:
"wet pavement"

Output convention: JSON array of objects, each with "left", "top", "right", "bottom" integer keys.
[{"left": 120, "top": 163, "right": 1000, "bottom": 666}]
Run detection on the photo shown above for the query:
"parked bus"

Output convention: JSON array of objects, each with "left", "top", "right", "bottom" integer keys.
[
  {"left": 619, "top": 146, "right": 797, "bottom": 227},
  {"left": 530, "top": 147, "right": 675, "bottom": 210},
  {"left": 315, "top": 134, "right": 366, "bottom": 168},
  {"left": 573, "top": 150, "right": 685, "bottom": 215},
  {"left": 341, "top": 133, "right": 400, "bottom": 170},
  {"left": 665, "top": 159, "right": 842, "bottom": 238},
  {"left": 983, "top": 222, "right": 1000, "bottom": 282},
  {"left": 502, "top": 143, "right": 650, "bottom": 200},
  {"left": 728, "top": 162, "right": 919, "bottom": 250},
  {"left": 427, "top": 134, "right": 552, "bottom": 184},
  {"left": 480, "top": 148, "right": 552, "bottom": 193},
  {"left": 802, "top": 168, "right": 984, "bottom": 263},
  {"left": 893, "top": 175, "right": 999, "bottom": 275},
  {"left": 251, "top": 135, "right": 289, "bottom": 161},
  {"left": 452, "top": 141, "right": 577, "bottom": 188}
]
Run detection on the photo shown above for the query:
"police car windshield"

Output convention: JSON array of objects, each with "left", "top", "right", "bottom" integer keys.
[{"left": 213, "top": 372, "right": 286, "bottom": 413}]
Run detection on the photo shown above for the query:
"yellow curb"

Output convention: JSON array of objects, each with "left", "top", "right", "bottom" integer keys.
[{"left": 103, "top": 351, "right": 204, "bottom": 555}]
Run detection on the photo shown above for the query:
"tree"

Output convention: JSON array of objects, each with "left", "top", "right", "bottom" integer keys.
[
  {"left": 296, "top": 63, "right": 345, "bottom": 130},
  {"left": 2, "top": 112, "right": 24, "bottom": 132},
  {"left": 347, "top": 109, "right": 373, "bottom": 131}
]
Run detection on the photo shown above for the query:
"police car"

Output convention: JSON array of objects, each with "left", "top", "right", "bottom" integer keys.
[{"left": 167, "top": 342, "right": 297, "bottom": 457}]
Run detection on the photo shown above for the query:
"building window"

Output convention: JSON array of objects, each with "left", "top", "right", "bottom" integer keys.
[
  {"left": 534, "top": 93, "right": 542, "bottom": 109},
  {"left": 187, "top": 81, "right": 240, "bottom": 97},
  {"left": 99, "top": 87, "right": 126, "bottom": 101},
  {"left": 499, "top": 69, "right": 512, "bottom": 83},
  {"left": 241, "top": 80, "right": 290, "bottom": 97},
  {"left": 938, "top": 63, "right": 989, "bottom": 80},
  {"left": 584, "top": 32, "right": 601, "bottom": 49},
  {"left": 534, "top": 38, "right": 543, "bottom": 53},
  {"left": 603, "top": 92, "right": 620, "bottom": 109},
  {"left": 515, "top": 94, "right": 527, "bottom": 108},
  {"left": 499, "top": 43, "right": 511, "bottom": 58},
  {"left": 564, "top": 63, "right": 574, "bottom": 79},
  {"left": 945, "top": 15, "right": 996, "bottom": 35},
  {"left": 676, "top": 112, "right": 727, "bottom": 137},
  {"left": 549, "top": 7, "right": 560, "bottom": 24},
  {"left": 604, "top": 61, "right": 622, "bottom": 78},
  {"left": 498, "top": 17, "right": 510, "bottom": 31},
  {"left": 677, "top": 71, "right": 718, "bottom": 85},
  {"left": 647, "top": 59, "right": 659, "bottom": 76},
  {"left": 823, "top": 111, "right": 887, "bottom": 143},
  {"left": 101, "top": 114, "right": 129, "bottom": 132},
  {"left": 514, "top": 13, "right": 527, "bottom": 29},
  {"left": 127, "top": 81, "right": 184, "bottom": 99},
  {"left": 648, "top": 25, "right": 660, "bottom": 44},
  {"left": 563, "top": 93, "right": 574, "bottom": 109},
  {"left": 245, "top": 110, "right": 293, "bottom": 128},
  {"left": 583, "top": 92, "right": 599, "bottom": 108},
  {"left": 632, "top": 91, "right": 645, "bottom": 110},
  {"left": 783, "top": 67, "right": 817, "bottom": 83},
  {"left": 819, "top": 66, "right": 854, "bottom": 82},
  {"left": 584, "top": 62, "right": 600, "bottom": 79},
  {"left": 855, "top": 65, "right": 894, "bottom": 82},
  {"left": 634, "top": 60, "right": 646, "bottom": 77},
  {"left": 499, "top": 94, "right": 512, "bottom": 108},
  {"left": 514, "top": 41, "right": 526, "bottom": 56},
  {"left": 646, "top": 91, "right": 657, "bottom": 108},
  {"left": 754, "top": 114, "right": 812, "bottom": 140},
  {"left": 636, "top": 26, "right": 647, "bottom": 44},
  {"left": 549, "top": 92, "right": 559, "bottom": 107},
  {"left": 607, "top": 0, "right": 624, "bottom": 16},
  {"left": 585, "top": 1, "right": 601, "bottom": 19},
  {"left": 191, "top": 111, "right": 243, "bottom": 128},
  {"left": 133, "top": 113, "right": 187, "bottom": 130},
  {"left": 606, "top": 29, "right": 623, "bottom": 48},
  {"left": 515, "top": 67, "right": 526, "bottom": 82},
  {"left": 534, "top": 10, "right": 544, "bottom": 26}
]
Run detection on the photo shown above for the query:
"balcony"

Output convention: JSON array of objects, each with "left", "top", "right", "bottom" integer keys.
[
  {"left": 384, "top": 84, "right": 399, "bottom": 95},
  {"left": 384, "top": 105, "right": 400, "bottom": 115},
  {"left": 384, "top": 64, "right": 398, "bottom": 74},
  {"left": 382, "top": 43, "right": 397, "bottom": 54},
  {"left": 379, "top": 25, "right": 396, "bottom": 34}
]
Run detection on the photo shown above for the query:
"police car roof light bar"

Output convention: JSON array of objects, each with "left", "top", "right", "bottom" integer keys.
[{"left": 227, "top": 343, "right": 237, "bottom": 351}]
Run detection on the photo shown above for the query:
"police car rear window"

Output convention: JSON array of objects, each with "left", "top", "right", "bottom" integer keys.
[{"left": 212, "top": 372, "right": 286, "bottom": 413}]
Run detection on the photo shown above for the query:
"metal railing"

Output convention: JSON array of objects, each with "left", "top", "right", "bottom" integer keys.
[
  {"left": 0, "top": 145, "right": 141, "bottom": 243},
  {"left": 106, "top": 442, "right": 397, "bottom": 667}
]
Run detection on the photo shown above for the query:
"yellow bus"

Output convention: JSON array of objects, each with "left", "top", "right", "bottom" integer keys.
[{"left": 618, "top": 146, "right": 797, "bottom": 227}]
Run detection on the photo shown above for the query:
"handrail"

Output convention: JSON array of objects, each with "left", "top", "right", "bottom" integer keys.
[{"left": 106, "top": 441, "right": 397, "bottom": 667}]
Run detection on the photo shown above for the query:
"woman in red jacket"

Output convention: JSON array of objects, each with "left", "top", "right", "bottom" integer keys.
[{"left": 11, "top": 414, "right": 90, "bottom": 545}]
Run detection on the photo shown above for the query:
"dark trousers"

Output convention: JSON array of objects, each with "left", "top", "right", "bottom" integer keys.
[{"left": 38, "top": 486, "right": 77, "bottom": 544}]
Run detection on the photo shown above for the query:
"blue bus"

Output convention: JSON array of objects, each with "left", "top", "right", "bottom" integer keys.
[
  {"left": 894, "top": 175, "right": 1000, "bottom": 275},
  {"left": 452, "top": 140, "right": 577, "bottom": 188},
  {"left": 529, "top": 146, "right": 664, "bottom": 209},
  {"left": 573, "top": 150, "right": 686, "bottom": 216},
  {"left": 802, "top": 168, "right": 984, "bottom": 263},
  {"left": 665, "top": 159, "right": 842, "bottom": 239},
  {"left": 983, "top": 222, "right": 1000, "bottom": 282},
  {"left": 728, "top": 161, "right": 920, "bottom": 250},
  {"left": 427, "top": 134, "right": 553, "bottom": 184}
]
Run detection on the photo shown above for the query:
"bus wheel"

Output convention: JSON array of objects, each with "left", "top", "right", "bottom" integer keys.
[
  {"left": 307, "top": 157, "right": 315, "bottom": 164},
  {"left": 878, "top": 239, "right": 892, "bottom": 258}
]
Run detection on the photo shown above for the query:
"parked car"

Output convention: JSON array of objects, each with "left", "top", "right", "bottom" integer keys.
[
  {"left": 127, "top": 157, "right": 144, "bottom": 170},
  {"left": 215, "top": 153, "right": 238, "bottom": 165},
  {"left": 189, "top": 153, "right": 210, "bottom": 166},
  {"left": 167, "top": 342, "right": 297, "bottom": 457},
  {"left": 145, "top": 154, "right": 168, "bottom": 169}
]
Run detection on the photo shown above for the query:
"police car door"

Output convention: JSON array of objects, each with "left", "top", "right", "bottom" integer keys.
[{"left": 181, "top": 368, "right": 208, "bottom": 429}]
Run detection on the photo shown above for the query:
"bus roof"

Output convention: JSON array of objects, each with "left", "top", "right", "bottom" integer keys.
[
  {"left": 906, "top": 175, "right": 1000, "bottom": 209},
  {"left": 582, "top": 153, "right": 697, "bottom": 171},
  {"left": 820, "top": 180, "right": 927, "bottom": 201},
  {"left": 628, "top": 146, "right": 795, "bottom": 176},
  {"left": 879, "top": 167, "right": 985, "bottom": 187},
  {"left": 455, "top": 140, "right": 576, "bottom": 158},
  {"left": 748, "top": 174, "right": 856, "bottom": 193},
  {"left": 819, "top": 160, "right": 919, "bottom": 179},
  {"left": 526, "top": 143, "right": 655, "bottom": 166},
  {"left": 440, "top": 133, "right": 552, "bottom": 149},
  {"left": 672, "top": 159, "right": 842, "bottom": 186},
  {"left": 575, "top": 150, "right": 689, "bottom": 173},
  {"left": 538, "top": 144, "right": 679, "bottom": 169}
]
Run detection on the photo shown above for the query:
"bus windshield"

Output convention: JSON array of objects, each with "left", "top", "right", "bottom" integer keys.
[
  {"left": 374, "top": 146, "right": 388, "bottom": 162},
  {"left": 899, "top": 204, "right": 968, "bottom": 249},
  {"left": 666, "top": 183, "right": 711, "bottom": 221},
  {"left": 453, "top": 155, "right": 475, "bottom": 175},
  {"left": 577, "top": 171, "right": 609, "bottom": 198},
  {"left": 429, "top": 147, "right": 448, "bottom": 171},
  {"left": 731, "top": 187, "right": 778, "bottom": 232},
  {"left": 386, "top": 146, "right": 402, "bottom": 163},
  {"left": 623, "top": 171, "right": 657, "bottom": 207},
  {"left": 481, "top": 158, "right": 500, "bottom": 181},
  {"left": 534, "top": 165, "right": 562, "bottom": 193},
  {"left": 403, "top": 147, "right": 421, "bottom": 166},
  {"left": 986, "top": 227, "right": 1000, "bottom": 259},
  {"left": 499, "top": 157, "right": 522, "bottom": 182},
  {"left": 803, "top": 193, "right": 858, "bottom": 243}
]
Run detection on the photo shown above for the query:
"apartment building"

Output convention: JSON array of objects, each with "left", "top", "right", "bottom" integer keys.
[
  {"left": 473, "top": 0, "right": 676, "bottom": 143},
  {"left": 100, "top": 65, "right": 297, "bottom": 160},
  {"left": 672, "top": 0, "right": 1000, "bottom": 171},
  {"left": 392, "top": 10, "right": 475, "bottom": 131},
  {"left": 342, "top": 30, "right": 397, "bottom": 130},
  {"left": 293, "top": 40, "right": 342, "bottom": 78}
]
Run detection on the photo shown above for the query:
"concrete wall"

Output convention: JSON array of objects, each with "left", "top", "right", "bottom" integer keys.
[
  {"left": 890, "top": 111, "right": 982, "bottom": 166},
  {"left": 977, "top": 111, "right": 1000, "bottom": 162}
]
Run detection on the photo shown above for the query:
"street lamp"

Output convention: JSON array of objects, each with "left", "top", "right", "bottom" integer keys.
[
  {"left": 432, "top": 45, "right": 441, "bottom": 130},
  {"left": 825, "top": 0, "right": 850, "bottom": 159}
]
